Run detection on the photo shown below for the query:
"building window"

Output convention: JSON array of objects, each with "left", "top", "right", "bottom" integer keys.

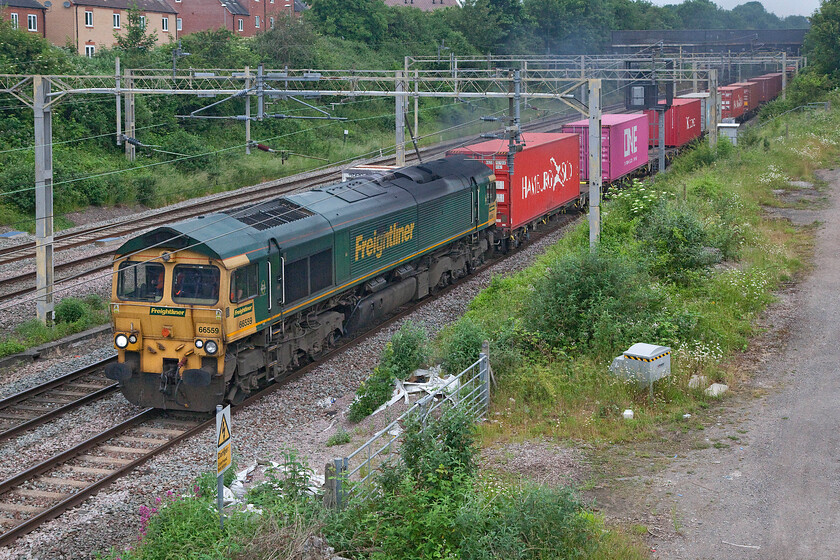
[
  {"left": 139, "top": 15, "right": 145, "bottom": 28},
  {"left": 10, "top": 13, "right": 18, "bottom": 29},
  {"left": 269, "top": 16, "right": 274, "bottom": 28},
  {"left": 85, "top": 10, "right": 93, "bottom": 26},
  {"left": 27, "top": 14, "right": 36, "bottom": 31},
  {"left": 113, "top": 13, "right": 120, "bottom": 28},
  {"left": 254, "top": 15, "right": 259, "bottom": 28},
  {"left": 85, "top": 44, "right": 95, "bottom": 57},
  {"left": 161, "top": 16, "right": 168, "bottom": 31},
  {"left": 176, "top": 17, "right": 182, "bottom": 30},
  {"left": 237, "top": 18, "right": 243, "bottom": 31}
]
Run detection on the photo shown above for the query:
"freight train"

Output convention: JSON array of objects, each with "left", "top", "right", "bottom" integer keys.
[
  {"left": 106, "top": 157, "right": 500, "bottom": 411},
  {"left": 106, "top": 72, "right": 785, "bottom": 411}
]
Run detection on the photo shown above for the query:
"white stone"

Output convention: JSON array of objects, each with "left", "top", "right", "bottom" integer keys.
[
  {"left": 704, "top": 383, "right": 729, "bottom": 397},
  {"left": 623, "top": 409, "right": 634, "bottom": 420}
]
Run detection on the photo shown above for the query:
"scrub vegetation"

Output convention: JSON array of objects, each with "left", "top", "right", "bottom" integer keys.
[
  {"left": 0, "top": 296, "right": 109, "bottom": 357},
  {"left": 102, "top": 92, "right": 840, "bottom": 560}
]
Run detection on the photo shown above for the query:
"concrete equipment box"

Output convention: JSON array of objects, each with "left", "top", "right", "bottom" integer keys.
[{"left": 609, "top": 343, "right": 671, "bottom": 384}]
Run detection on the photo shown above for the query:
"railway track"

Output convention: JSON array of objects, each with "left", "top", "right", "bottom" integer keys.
[
  {"left": 0, "top": 358, "right": 118, "bottom": 443},
  {"left": 0, "top": 207, "right": 580, "bottom": 546}
]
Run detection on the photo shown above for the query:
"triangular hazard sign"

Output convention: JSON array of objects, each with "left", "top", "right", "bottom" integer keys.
[{"left": 218, "top": 415, "right": 230, "bottom": 447}]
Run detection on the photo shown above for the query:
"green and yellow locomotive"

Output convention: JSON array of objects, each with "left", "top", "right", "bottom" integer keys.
[{"left": 106, "top": 157, "right": 496, "bottom": 411}]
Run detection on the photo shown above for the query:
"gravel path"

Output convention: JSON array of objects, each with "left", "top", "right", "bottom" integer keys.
[
  {"left": 0, "top": 216, "right": 579, "bottom": 559},
  {"left": 633, "top": 170, "right": 840, "bottom": 558}
]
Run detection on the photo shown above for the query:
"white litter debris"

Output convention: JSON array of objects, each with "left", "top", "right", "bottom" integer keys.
[
  {"left": 316, "top": 396, "right": 336, "bottom": 409},
  {"left": 683, "top": 413, "right": 692, "bottom": 419},
  {"left": 704, "top": 383, "right": 729, "bottom": 397},
  {"left": 222, "top": 486, "right": 237, "bottom": 507},
  {"left": 388, "top": 425, "right": 402, "bottom": 438},
  {"left": 229, "top": 479, "right": 247, "bottom": 499},
  {"left": 369, "top": 366, "right": 460, "bottom": 417},
  {"left": 623, "top": 409, "right": 634, "bottom": 420}
]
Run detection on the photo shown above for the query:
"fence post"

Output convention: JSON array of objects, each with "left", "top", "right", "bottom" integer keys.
[
  {"left": 323, "top": 461, "right": 337, "bottom": 508},
  {"left": 328, "top": 457, "right": 348, "bottom": 510},
  {"left": 480, "top": 340, "right": 490, "bottom": 414}
]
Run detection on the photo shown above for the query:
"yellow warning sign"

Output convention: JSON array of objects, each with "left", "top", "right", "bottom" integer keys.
[
  {"left": 217, "top": 415, "right": 230, "bottom": 448},
  {"left": 217, "top": 443, "right": 231, "bottom": 475}
]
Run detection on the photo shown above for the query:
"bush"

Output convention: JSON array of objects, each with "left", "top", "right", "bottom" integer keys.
[
  {"left": 0, "top": 339, "right": 26, "bottom": 357},
  {"left": 639, "top": 202, "right": 717, "bottom": 282},
  {"left": 134, "top": 174, "right": 160, "bottom": 207},
  {"left": 438, "top": 317, "right": 487, "bottom": 375},
  {"left": 55, "top": 297, "right": 87, "bottom": 324},
  {"left": 348, "top": 321, "right": 428, "bottom": 422},
  {"left": 326, "top": 428, "right": 351, "bottom": 447},
  {"left": 525, "top": 251, "right": 665, "bottom": 358}
]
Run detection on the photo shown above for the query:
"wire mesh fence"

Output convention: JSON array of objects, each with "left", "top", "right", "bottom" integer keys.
[{"left": 328, "top": 352, "right": 489, "bottom": 507}]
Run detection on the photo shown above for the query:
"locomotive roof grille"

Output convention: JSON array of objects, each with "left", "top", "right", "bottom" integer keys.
[{"left": 227, "top": 198, "right": 313, "bottom": 231}]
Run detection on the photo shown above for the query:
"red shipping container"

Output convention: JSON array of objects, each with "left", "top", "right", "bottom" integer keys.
[
  {"left": 644, "top": 98, "right": 702, "bottom": 147},
  {"left": 561, "top": 114, "right": 649, "bottom": 183},
  {"left": 730, "top": 81, "right": 761, "bottom": 110},
  {"left": 718, "top": 85, "right": 745, "bottom": 119},
  {"left": 447, "top": 133, "right": 580, "bottom": 233},
  {"left": 752, "top": 74, "right": 783, "bottom": 101},
  {"left": 747, "top": 79, "right": 768, "bottom": 104},
  {"left": 764, "top": 73, "right": 783, "bottom": 99}
]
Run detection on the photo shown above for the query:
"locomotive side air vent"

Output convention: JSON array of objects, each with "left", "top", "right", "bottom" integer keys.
[{"left": 227, "top": 198, "right": 313, "bottom": 231}]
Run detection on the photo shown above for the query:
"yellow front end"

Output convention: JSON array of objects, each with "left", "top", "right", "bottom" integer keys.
[{"left": 106, "top": 249, "right": 229, "bottom": 411}]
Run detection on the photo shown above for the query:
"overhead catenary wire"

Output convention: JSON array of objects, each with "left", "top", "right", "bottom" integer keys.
[{"left": 0, "top": 102, "right": 513, "bottom": 309}]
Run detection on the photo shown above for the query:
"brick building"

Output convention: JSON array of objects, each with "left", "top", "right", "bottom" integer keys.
[
  {"left": 45, "top": 0, "right": 178, "bottom": 56},
  {"left": 178, "top": 0, "right": 304, "bottom": 38},
  {"left": 1, "top": 0, "right": 47, "bottom": 37},
  {"left": 383, "top": 0, "right": 460, "bottom": 10}
]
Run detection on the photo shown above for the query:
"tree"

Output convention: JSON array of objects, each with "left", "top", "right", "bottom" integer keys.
[
  {"left": 254, "top": 15, "right": 317, "bottom": 67},
  {"left": 306, "top": 0, "right": 388, "bottom": 45},
  {"left": 114, "top": 2, "right": 158, "bottom": 53},
  {"left": 731, "top": 2, "right": 782, "bottom": 29},
  {"left": 805, "top": 0, "right": 840, "bottom": 82},
  {"left": 0, "top": 18, "right": 70, "bottom": 74}
]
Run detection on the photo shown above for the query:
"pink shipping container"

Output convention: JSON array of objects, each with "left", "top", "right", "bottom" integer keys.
[
  {"left": 730, "top": 81, "right": 761, "bottom": 110},
  {"left": 718, "top": 85, "right": 745, "bottom": 119},
  {"left": 644, "top": 98, "right": 702, "bottom": 148},
  {"left": 561, "top": 113, "right": 649, "bottom": 183},
  {"left": 447, "top": 133, "right": 581, "bottom": 234}
]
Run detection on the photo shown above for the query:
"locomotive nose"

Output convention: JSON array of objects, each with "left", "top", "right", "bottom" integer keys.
[{"left": 105, "top": 362, "right": 133, "bottom": 381}]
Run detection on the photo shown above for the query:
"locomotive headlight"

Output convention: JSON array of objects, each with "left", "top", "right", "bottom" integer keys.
[
  {"left": 194, "top": 339, "right": 204, "bottom": 349},
  {"left": 204, "top": 340, "right": 218, "bottom": 355},
  {"left": 128, "top": 334, "right": 137, "bottom": 344},
  {"left": 115, "top": 334, "right": 129, "bottom": 349}
]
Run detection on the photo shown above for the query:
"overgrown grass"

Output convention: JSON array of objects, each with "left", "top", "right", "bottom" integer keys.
[
  {"left": 0, "top": 295, "right": 109, "bottom": 358},
  {"left": 103, "top": 407, "right": 646, "bottom": 560},
  {"left": 348, "top": 320, "right": 428, "bottom": 422},
  {"left": 435, "top": 92, "right": 840, "bottom": 445}
]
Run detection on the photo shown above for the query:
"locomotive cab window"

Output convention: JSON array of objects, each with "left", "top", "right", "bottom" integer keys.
[
  {"left": 117, "top": 261, "right": 165, "bottom": 302},
  {"left": 486, "top": 180, "right": 496, "bottom": 204},
  {"left": 172, "top": 264, "right": 220, "bottom": 305},
  {"left": 230, "top": 263, "right": 259, "bottom": 303}
]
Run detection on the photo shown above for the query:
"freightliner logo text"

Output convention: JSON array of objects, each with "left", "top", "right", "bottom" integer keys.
[{"left": 355, "top": 222, "right": 416, "bottom": 261}]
